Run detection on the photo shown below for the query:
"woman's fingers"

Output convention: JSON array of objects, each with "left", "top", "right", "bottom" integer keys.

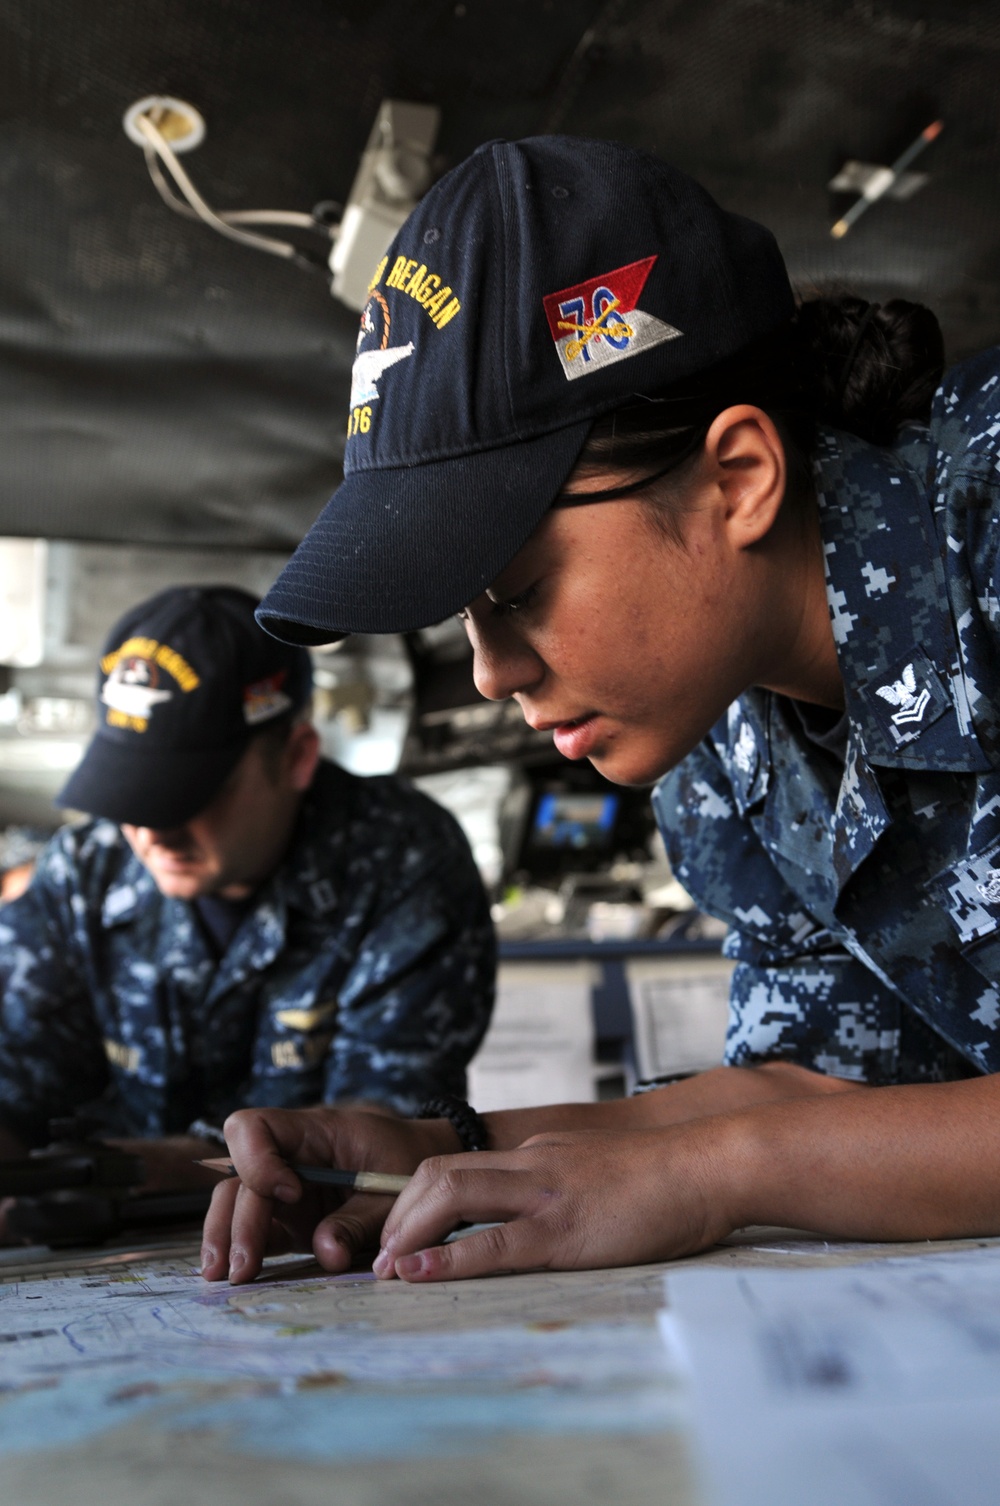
[
  {"left": 204, "top": 1123, "right": 733, "bottom": 1286},
  {"left": 384, "top": 1155, "right": 554, "bottom": 1245},
  {"left": 375, "top": 1157, "right": 565, "bottom": 1282},
  {"left": 390, "top": 1209, "right": 556, "bottom": 1283},
  {"left": 312, "top": 1192, "right": 396, "bottom": 1272},
  {"left": 201, "top": 1111, "right": 330, "bottom": 1283},
  {"left": 224, "top": 1179, "right": 290, "bottom": 1284},
  {"left": 221, "top": 1108, "right": 311, "bottom": 1201},
  {"left": 202, "top": 1106, "right": 426, "bottom": 1283},
  {"left": 373, "top": 1126, "right": 736, "bottom": 1284},
  {"left": 201, "top": 1175, "right": 240, "bottom": 1278},
  {"left": 201, "top": 1104, "right": 510, "bottom": 1286},
  {"left": 202, "top": 1178, "right": 283, "bottom": 1284},
  {"left": 202, "top": 1183, "right": 396, "bottom": 1283},
  {"left": 202, "top": 1175, "right": 323, "bottom": 1284}
]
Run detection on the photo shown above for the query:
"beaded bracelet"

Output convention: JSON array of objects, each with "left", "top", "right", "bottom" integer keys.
[
  {"left": 630, "top": 1071, "right": 700, "bottom": 1096},
  {"left": 418, "top": 1095, "right": 489, "bottom": 1152}
]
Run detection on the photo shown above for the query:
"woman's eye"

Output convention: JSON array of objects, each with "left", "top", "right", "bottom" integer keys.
[{"left": 490, "top": 583, "right": 538, "bottom": 618}]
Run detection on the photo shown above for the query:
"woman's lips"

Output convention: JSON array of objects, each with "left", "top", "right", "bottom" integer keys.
[{"left": 551, "top": 713, "right": 601, "bottom": 761}]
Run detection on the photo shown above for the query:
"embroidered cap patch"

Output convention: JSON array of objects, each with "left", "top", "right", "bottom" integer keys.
[
  {"left": 243, "top": 671, "right": 293, "bottom": 726},
  {"left": 542, "top": 256, "right": 681, "bottom": 382}
]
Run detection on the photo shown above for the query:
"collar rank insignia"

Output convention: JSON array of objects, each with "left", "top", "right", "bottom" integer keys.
[
  {"left": 864, "top": 648, "right": 952, "bottom": 749},
  {"left": 542, "top": 256, "right": 681, "bottom": 382},
  {"left": 875, "top": 663, "right": 930, "bottom": 728},
  {"left": 732, "top": 721, "right": 757, "bottom": 775}
]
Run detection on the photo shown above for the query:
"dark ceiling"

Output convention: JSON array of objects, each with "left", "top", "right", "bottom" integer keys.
[{"left": 3, "top": 0, "right": 1000, "bottom": 549}]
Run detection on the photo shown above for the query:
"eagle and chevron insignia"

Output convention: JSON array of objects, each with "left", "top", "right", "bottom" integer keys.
[{"left": 875, "top": 663, "right": 931, "bottom": 726}]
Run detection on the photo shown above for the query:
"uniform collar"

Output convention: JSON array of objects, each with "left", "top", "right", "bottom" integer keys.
[
  {"left": 98, "top": 829, "right": 286, "bottom": 983},
  {"left": 272, "top": 761, "right": 347, "bottom": 921},
  {"left": 815, "top": 426, "right": 992, "bottom": 776},
  {"left": 717, "top": 427, "right": 992, "bottom": 906},
  {"left": 722, "top": 697, "right": 771, "bottom": 815},
  {"left": 100, "top": 841, "right": 160, "bottom": 928}
]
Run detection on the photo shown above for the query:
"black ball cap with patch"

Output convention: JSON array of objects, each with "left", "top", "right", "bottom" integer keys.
[
  {"left": 256, "top": 133, "right": 795, "bottom": 645},
  {"left": 58, "top": 586, "right": 313, "bottom": 829}
]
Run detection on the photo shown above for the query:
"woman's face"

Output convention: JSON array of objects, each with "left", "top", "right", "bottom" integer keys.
[{"left": 461, "top": 423, "right": 830, "bottom": 786}]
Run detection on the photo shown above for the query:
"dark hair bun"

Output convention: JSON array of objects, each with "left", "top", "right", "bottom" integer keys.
[{"left": 796, "top": 295, "right": 945, "bottom": 446}]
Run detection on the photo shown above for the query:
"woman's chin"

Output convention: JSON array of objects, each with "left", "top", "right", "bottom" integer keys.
[{"left": 587, "top": 739, "right": 677, "bottom": 789}]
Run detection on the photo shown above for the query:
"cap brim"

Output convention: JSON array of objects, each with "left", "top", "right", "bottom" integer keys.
[
  {"left": 57, "top": 736, "right": 247, "bottom": 828},
  {"left": 256, "top": 421, "right": 592, "bottom": 644}
]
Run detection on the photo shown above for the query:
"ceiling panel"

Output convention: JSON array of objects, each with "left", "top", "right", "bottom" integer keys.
[{"left": 1, "top": 0, "right": 998, "bottom": 546}]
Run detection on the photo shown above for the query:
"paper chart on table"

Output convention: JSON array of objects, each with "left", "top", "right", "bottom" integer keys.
[
  {"left": 0, "top": 1258, "right": 680, "bottom": 1462},
  {"left": 664, "top": 1245, "right": 1000, "bottom": 1506}
]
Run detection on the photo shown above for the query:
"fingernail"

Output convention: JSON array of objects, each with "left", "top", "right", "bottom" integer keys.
[
  {"left": 395, "top": 1253, "right": 427, "bottom": 1279},
  {"left": 200, "top": 1246, "right": 216, "bottom": 1273},
  {"left": 228, "top": 1250, "right": 245, "bottom": 1281},
  {"left": 372, "top": 1249, "right": 391, "bottom": 1277},
  {"left": 273, "top": 1182, "right": 298, "bottom": 1204}
]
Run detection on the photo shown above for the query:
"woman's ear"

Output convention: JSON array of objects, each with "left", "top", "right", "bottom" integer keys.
[{"left": 702, "top": 404, "right": 787, "bottom": 550}]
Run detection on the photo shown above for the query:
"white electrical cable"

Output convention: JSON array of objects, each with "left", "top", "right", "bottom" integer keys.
[
  {"left": 224, "top": 209, "right": 323, "bottom": 229},
  {"left": 135, "top": 113, "right": 329, "bottom": 261},
  {"left": 143, "top": 150, "right": 326, "bottom": 232}
]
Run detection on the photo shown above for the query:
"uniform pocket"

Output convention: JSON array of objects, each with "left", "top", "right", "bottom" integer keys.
[{"left": 931, "top": 842, "right": 1000, "bottom": 982}]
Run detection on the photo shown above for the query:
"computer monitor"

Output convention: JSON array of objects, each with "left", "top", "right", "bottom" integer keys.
[
  {"left": 499, "top": 764, "right": 657, "bottom": 886},
  {"left": 527, "top": 791, "right": 621, "bottom": 855}
]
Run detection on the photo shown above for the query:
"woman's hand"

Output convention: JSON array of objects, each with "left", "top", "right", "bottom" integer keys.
[
  {"left": 372, "top": 1123, "right": 741, "bottom": 1283},
  {"left": 371, "top": 1075, "right": 1000, "bottom": 1284},
  {"left": 198, "top": 1064, "right": 875, "bottom": 1286},
  {"left": 200, "top": 1104, "right": 460, "bottom": 1285}
]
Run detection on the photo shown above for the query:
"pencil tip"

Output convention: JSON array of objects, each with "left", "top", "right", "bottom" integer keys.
[{"left": 831, "top": 220, "right": 849, "bottom": 239}]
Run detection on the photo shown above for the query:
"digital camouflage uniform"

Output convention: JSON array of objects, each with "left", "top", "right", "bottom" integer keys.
[
  {"left": 655, "top": 348, "right": 1000, "bottom": 1084},
  {"left": 0, "top": 761, "right": 495, "bottom": 1144}
]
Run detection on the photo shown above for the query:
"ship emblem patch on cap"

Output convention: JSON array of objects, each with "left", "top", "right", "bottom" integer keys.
[
  {"left": 542, "top": 256, "right": 681, "bottom": 382},
  {"left": 350, "top": 342, "right": 415, "bottom": 409},
  {"left": 99, "top": 637, "right": 200, "bottom": 733}
]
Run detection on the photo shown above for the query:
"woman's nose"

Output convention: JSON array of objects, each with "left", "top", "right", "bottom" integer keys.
[{"left": 464, "top": 609, "right": 544, "bottom": 703}]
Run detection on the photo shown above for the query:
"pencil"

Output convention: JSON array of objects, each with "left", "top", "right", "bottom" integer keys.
[{"left": 196, "top": 1157, "right": 411, "bottom": 1195}]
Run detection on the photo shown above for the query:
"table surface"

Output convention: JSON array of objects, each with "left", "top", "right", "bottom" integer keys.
[{"left": 1, "top": 1228, "right": 998, "bottom": 1506}]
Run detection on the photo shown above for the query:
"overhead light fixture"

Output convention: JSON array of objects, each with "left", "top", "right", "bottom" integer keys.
[
  {"left": 122, "top": 95, "right": 440, "bottom": 308},
  {"left": 123, "top": 95, "right": 206, "bottom": 154}
]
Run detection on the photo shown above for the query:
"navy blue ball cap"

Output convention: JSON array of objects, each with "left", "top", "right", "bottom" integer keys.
[
  {"left": 257, "top": 133, "right": 795, "bottom": 645},
  {"left": 58, "top": 586, "right": 313, "bottom": 828},
  {"left": 259, "top": 422, "right": 590, "bottom": 642}
]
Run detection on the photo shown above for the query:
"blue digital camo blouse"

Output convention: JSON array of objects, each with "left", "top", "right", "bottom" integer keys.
[
  {"left": 0, "top": 761, "right": 495, "bottom": 1144},
  {"left": 655, "top": 347, "right": 1000, "bottom": 1085}
]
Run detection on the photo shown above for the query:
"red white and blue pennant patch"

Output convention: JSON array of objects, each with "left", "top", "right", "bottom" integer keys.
[{"left": 542, "top": 256, "right": 681, "bottom": 382}]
